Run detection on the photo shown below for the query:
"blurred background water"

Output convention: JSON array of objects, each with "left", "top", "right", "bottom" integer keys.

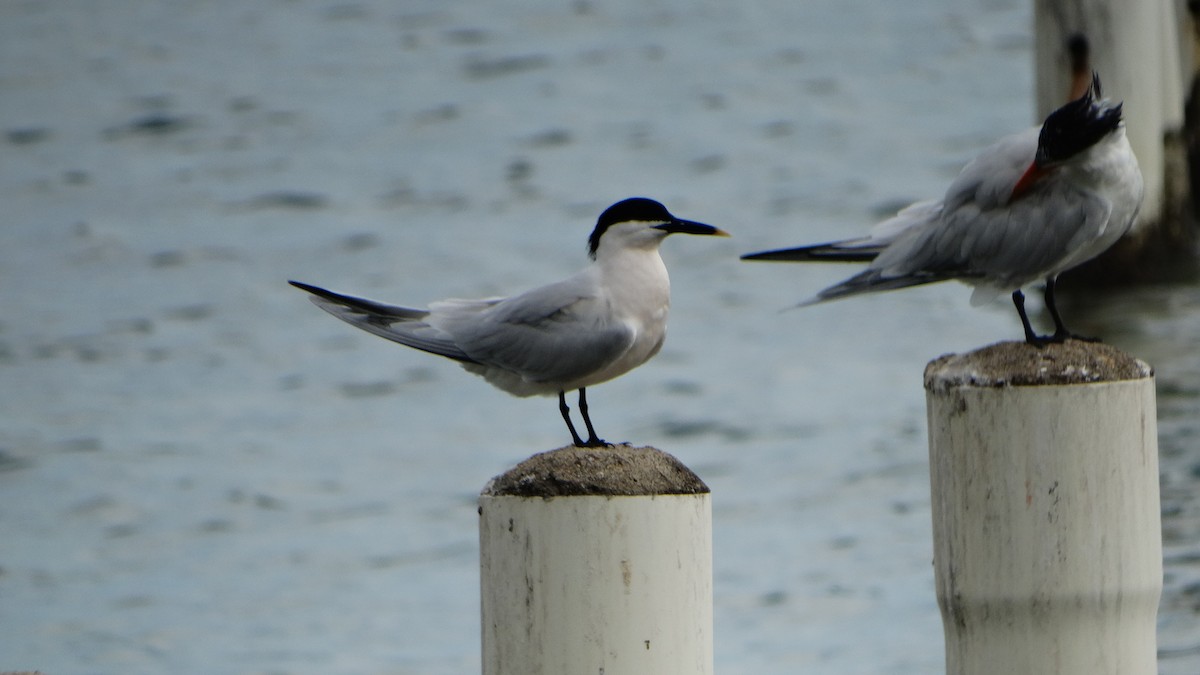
[{"left": 1, "top": 1, "right": 1197, "bottom": 673}]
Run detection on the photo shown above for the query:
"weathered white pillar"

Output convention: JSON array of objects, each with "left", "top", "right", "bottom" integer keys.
[
  {"left": 925, "top": 340, "right": 1162, "bottom": 675},
  {"left": 479, "top": 444, "right": 712, "bottom": 675}
]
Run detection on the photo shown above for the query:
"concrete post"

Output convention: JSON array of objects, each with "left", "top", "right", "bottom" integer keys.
[
  {"left": 479, "top": 444, "right": 712, "bottom": 675},
  {"left": 925, "top": 340, "right": 1162, "bottom": 675}
]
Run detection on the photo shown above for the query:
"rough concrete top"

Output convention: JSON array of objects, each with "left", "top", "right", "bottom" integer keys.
[
  {"left": 482, "top": 444, "right": 710, "bottom": 497},
  {"left": 924, "top": 339, "right": 1153, "bottom": 393}
]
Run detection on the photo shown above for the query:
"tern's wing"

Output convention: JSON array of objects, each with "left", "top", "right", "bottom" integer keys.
[
  {"left": 741, "top": 238, "right": 883, "bottom": 263},
  {"left": 941, "top": 126, "right": 1041, "bottom": 212},
  {"left": 288, "top": 281, "right": 477, "bottom": 362},
  {"left": 745, "top": 130, "right": 1039, "bottom": 269},
  {"left": 742, "top": 200, "right": 944, "bottom": 264},
  {"left": 962, "top": 181, "right": 1111, "bottom": 285},
  {"left": 433, "top": 275, "right": 636, "bottom": 385},
  {"left": 861, "top": 174, "right": 1109, "bottom": 304},
  {"left": 764, "top": 126, "right": 1093, "bottom": 306}
]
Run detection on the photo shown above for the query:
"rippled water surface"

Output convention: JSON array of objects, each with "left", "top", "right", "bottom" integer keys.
[{"left": 2, "top": 1, "right": 1197, "bottom": 673}]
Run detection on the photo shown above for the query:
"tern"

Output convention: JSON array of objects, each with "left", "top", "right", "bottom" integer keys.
[
  {"left": 742, "top": 73, "right": 1143, "bottom": 345},
  {"left": 290, "top": 197, "right": 728, "bottom": 447}
]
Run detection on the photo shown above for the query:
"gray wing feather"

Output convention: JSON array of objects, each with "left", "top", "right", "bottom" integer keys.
[
  {"left": 293, "top": 277, "right": 637, "bottom": 385},
  {"left": 840, "top": 125, "right": 1099, "bottom": 291},
  {"left": 433, "top": 279, "right": 635, "bottom": 384},
  {"left": 807, "top": 268, "right": 960, "bottom": 305},
  {"left": 743, "top": 200, "right": 944, "bottom": 264},
  {"left": 289, "top": 281, "right": 476, "bottom": 362},
  {"left": 870, "top": 183, "right": 1102, "bottom": 288},
  {"left": 799, "top": 126, "right": 1118, "bottom": 305}
]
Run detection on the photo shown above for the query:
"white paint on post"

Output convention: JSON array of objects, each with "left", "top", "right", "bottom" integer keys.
[
  {"left": 479, "top": 445, "right": 712, "bottom": 675},
  {"left": 925, "top": 341, "right": 1162, "bottom": 675}
]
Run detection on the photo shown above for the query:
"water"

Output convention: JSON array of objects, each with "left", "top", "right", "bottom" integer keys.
[{"left": 1, "top": 1, "right": 1197, "bottom": 673}]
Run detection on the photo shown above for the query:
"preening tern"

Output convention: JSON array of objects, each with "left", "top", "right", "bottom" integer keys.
[
  {"left": 291, "top": 198, "right": 728, "bottom": 447},
  {"left": 742, "top": 73, "right": 1143, "bottom": 345}
]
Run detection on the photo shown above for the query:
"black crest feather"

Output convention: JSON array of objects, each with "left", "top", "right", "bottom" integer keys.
[{"left": 1036, "top": 72, "right": 1123, "bottom": 166}]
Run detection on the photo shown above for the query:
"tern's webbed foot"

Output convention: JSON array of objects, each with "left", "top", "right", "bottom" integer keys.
[{"left": 1025, "top": 334, "right": 1056, "bottom": 348}]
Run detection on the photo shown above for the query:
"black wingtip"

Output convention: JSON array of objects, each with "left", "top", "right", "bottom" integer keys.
[
  {"left": 741, "top": 246, "right": 878, "bottom": 263},
  {"left": 741, "top": 246, "right": 817, "bottom": 261},
  {"left": 288, "top": 280, "right": 344, "bottom": 303},
  {"left": 741, "top": 249, "right": 790, "bottom": 261}
]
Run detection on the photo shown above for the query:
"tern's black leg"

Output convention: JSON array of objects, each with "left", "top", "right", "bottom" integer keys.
[
  {"left": 1012, "top": 289, "right": 1045, "bottom": 345},
  {"left": 558, "top": 390, "right": 586, "bottom": 447},
  {"left": 577, "top": 388, "right": 608, "bottom": 447},
  {"left": 1043, "top": 276, "right": 1099, "bottom": 343}
]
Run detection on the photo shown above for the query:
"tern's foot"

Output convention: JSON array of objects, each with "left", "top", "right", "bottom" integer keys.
[
  {"left": 565, "top": 433, "right": 612, "bottom": 448},
  {"left": 1025, "top": 331, "right": 1101, "bottom": 348}
]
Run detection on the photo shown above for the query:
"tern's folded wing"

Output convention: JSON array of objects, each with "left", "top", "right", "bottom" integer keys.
[
  {"left": 438, "top": 284, "right": 636, "bottom": 385},
  {"left": 880, "top": 182, "right": 1105, "bottom": 285},
  {"left": 289, "top": 281, "right": 476, "bottom": 362}
]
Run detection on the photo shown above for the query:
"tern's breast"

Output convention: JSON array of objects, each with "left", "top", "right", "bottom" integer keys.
[{"left": 572, "top": 249, "right": 673, "bottom": 388}]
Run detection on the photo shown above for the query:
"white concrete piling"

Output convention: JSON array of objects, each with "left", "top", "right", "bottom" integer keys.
[
  {"left": 925, "top": 341, "right": 1162, "bottom": 675},
  {"left": 479, "top": 444, "right": 712, "bottom": 675}
]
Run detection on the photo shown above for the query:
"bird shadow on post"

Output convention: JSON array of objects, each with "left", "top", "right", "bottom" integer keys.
[
  {"left": 924, "top": 339, "right": 1162, "bottom": 675},
  {"left": 478, "top": 444, "right": 713, "bottom": 675}
]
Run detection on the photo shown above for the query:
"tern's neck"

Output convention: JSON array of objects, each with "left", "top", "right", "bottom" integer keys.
[
  {"left": 597, "top": 244, "right": 668, "bottom": 277},
  {"left": 1065, "top": 127, "right": 1133, "bottom": 185},
  {"left": 595, "top": 245, "right": 671, "bottom": 306}
]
